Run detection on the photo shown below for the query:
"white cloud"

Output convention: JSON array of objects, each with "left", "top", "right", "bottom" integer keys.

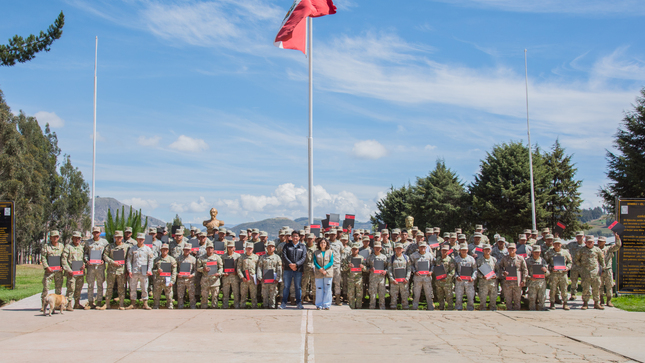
[
  {"left": 170, "top": 196, "right": 210, "bottom": 214},
  {"left": 592, "top": 46, "right": 645, "bottom": 81},
  {"left": 425, "top": 144, "right": 437, "bottom": 151},
  {"left": 169, "top": 135, "right": 209, "bottom": 153},
  {"left": 34, "top": 111, "right": 65, "bottom": 128},
  {"left": 432, "top": 0, "right": 645, "bottom": 15},
  {"left": 122, "top": 198, "right": 159, "bottom": 211},
  {"left": 89, "top": 131, "right": 105, "bottom": 142},
  {"left": 137, "top": 135, "right": 161, "bottom": 147},
  {"left": 352, "top": 140, "right": 388, "bottom": 160}
]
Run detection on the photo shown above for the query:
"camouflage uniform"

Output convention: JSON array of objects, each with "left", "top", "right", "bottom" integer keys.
[
  {"left": 341, "top": 243, "right": 352, "bottom": 299},
  {"left": 41, "top": 242, "right": 65, "bottom": 308},
  {"left": 342, "top": 253, "right": 367, "bottom": 309},
  {"left": 575, "top": 245, "right": 605, "bottom": 305},
  {"left": 302, "top": 244, "right": 317, "bottom": 301},
  {"left": 491, "top": 245, "right": 508, "bottom": 261},
  {"left": 197, "top": 253, "right": 223, "bottom": 308},
  {"left": 545, "top": 248, "right": 572, "bottom": 306},
  {"left": 498, "top": 254, "right": 528, "bottom": 310},
  {"left": 62, "top": 243, "right": 85, "bottom": 306},
  {"left": 600, "top": 238, "right": 621, "bottom": 302},
  {"left": 565, "top": 240, "right": 586, "bottom": 298},
  {"left": 237, "top": 252, "right": 259, "bottom": 308},
  {"left": 126, "top": 244, "right": 154, "bottom": 302},
  {"left": 257, "top": 253, "right": 282, "bottom": 308},
  {"left": 171, "top": 239, "right": 189, "bottom": 259},
  {"left": 84, "top": 238, "right": 108, "bottom": 307},
  {"left": 388, "top": 254, "right": 411, "bottom": 309},
  {"left": 152, "top": 254, "right": 177, "bottom": 309},
  {"left": 330, "top": 240, "right": 343, "bottom": 298},
  {"left": 367, "top": 253, "right": 389, "bottom": 309},
  {"left": 221, "top": 252, "right": 241, "bottom": 308},
  {"left": 381, "top": 241, "right": 394, "bottom": 258},
  {"left": 434, "top": 255, "right": 456, "bottom": 310},
  {"left": 476, "top": 256, "right": 498, "bottom": 310},
  {"left": 454, "top": 254, "right": 477, "bottom": 311},
  {"left": 410, "top": 250, "right": 435, "bottom": 310},
  {"left": 176, "top": 254, "right": 197, "bottom": 308},
  {"left": 103, "top": 242, "right": 130, "bottom": 308},
  {"left": 526, "top": 255, "right": 549, "bottom": 310}
]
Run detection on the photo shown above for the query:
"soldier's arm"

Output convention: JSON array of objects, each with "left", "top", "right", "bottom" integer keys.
[
  {"left": 61, "top": 246, "right": 72, "bottom": 273},
  {"left": 470, "top": 259, "right": 478, "bottom": 280},
  {"left": 565, "top": 252, "right": 573, "bottom": 269},
  {"left": 103, "top": 246, "right": 114, "bottom": 264},
  {"left": 126, "top": 249, "right": 133, "bottom": 272},
  {"left": 597, "top": 250, "right": 606, "bottom": 270},
  {"left": 405, "top": 259, "right": 412, "bottom": 280},
  {"left": 609, "top": 238, "right": 622, "bottom": 253},
  {"left": 256, "top": 259, "right": 263, "bottom": 280},
  {"left": 236, "top": 257, "right": 245, "bottom": 279},
  {"left": 42, "top": 247, "right": 49, "bottom": 269},
  {"left": 276, "top": 258, "right": 283, "bottom": 281},
  {"left": 83, "top": 244, "right": 90, "bottom": 264},
  {"left": 147, "top": 250, "right": 154, "bottom": 273},
  {"left": 387, "top": 260, "right": 395, "bottom": 280},
  {"left": 171, "top": 258, "right": 178, "bottom": 282},
  {"left": 521, "top": 260, "right": 529, "bottom": 283},
  {"left": 196, "top": 258, "right": 204, "bottom": 274}
]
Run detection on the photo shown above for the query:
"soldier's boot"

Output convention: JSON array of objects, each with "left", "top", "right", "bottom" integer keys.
[
  {"left": 335, "top": 295, "right": 342, "bottom": 306},
  {"left": 549, "top": 301, "right": 555, "bottom": 310},
  {"left": 600, "top": 295, "right": 605, "bottom": 305},
  {"left": 427, "top": 302, "right": 434, "bottom": 311},
  {"left": 478, "top": 302, "right": 485, "bottom": 311},
  {"left": 125, "top": 304, "right": 136, "bottom": 310},
  {"left": 438, "top": 302, "right": 445, "bottom": 311},
  {"left": 562, "top": 302, "right": 570, "bottom": 310},
  {"left": 118, "top": 300, "right": 125, "bottom": 310},
  {"left": 66, "top": 301, "right": 74, "bottom": 312},
  {"left": 143, "top": 301, "right": 152, "bottom": 310},
  {"left": 569, "top": 294, "right": 576, "bottom": 301},
  {"left": 303, "top": 295, "right": 311, "bottom": 303},
  {"left": 581, "top": 301, "right": 588, "bottom": 310},
  {"left": 74, "top": 300, "right": 84, "bottom": 309},
  {"left": 594, "top": 301, "right": 604, "bottom": 310},
  {"left": 154, "top": 302, "right": 160, "bottom": 309},
  {"left": 555, "top": 296, "right": 562, "bottom": 304},
  {"left": 607, "top": 296, "right": 614, "bottom": 308},
  {"left": 98, "top": 301, "right": 108, "bottom": 310}
]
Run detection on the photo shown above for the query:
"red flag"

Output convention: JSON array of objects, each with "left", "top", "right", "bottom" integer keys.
[{"left": 274, "top": 0, "right": 336, "bottom": 54}]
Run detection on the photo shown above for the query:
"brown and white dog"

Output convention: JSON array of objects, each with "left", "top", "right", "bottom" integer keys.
[{"left": 43, "top": 294, "right": 68, "bottom": 316}]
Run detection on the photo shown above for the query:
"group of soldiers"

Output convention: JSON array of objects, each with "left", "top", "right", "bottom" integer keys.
[{"left": 39, "top": 223, "right": 621, "bottom": 312}]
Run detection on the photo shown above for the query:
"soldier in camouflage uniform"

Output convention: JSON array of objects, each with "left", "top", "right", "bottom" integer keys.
[
  {"left": 434, "top": 245, "right": 456, "bottom": 310},
  {"left": 598, "top": 233, "right": 621, "bottom": 307},
  {"left": 454, "top": 243, "right": 477, "bottom": 311},
  {"left": 468, "top": 225, "right": 490, "bottom": 244},
  {"left": 62, "top": 231, "right": 86, "bottom": 310},
  {"left": 340, "top": 233, "right": 352, "bottom": 303},
  {"left": 380, "top": 229, "right": 393, "bottom": 257},
  {"left": 566, "top": 231, "right": 586, "bottom": 300},
  {"left": 526, "top": 246, "right": 549, "bottom": 311},
  {"left": 197, "top": 241, "right": 223, "bottom": 308},
  {"left": 176, "top": 244, "right": 197, "bottom": 309},
  {"left": 99, "top": 231, "right": 129, "bottom": 310},
  {"left": 40, "top": 230, "right": 65, "bottom": 312},
  {"left": 170, "top": 230, "right": 188, "bottom": 259},
  {"left": 410, "top": 241, "right": 435, "bottom": 310},
  {"left": 388, "top": 243, "right": 411, "bottom": 309},
  {"left": 152, "top": 243, "right": 177, "bottom": 309},
  {"left": 499, "top": 243, "right": 528, "bottom": 310},
  {"left": 83, "top": 226, "right": 108, "bottom": 309},
  {"left": 342, "top": 242, "right": 367, "bottom": 309},
  {"left": 257, "top": 241, "right": 282, "bottom": 309},
  {"left": 476, "top": 244, "right": 498, "bottom": 311},
  {"left": 221, "top": 241, "right": 241, "bottom": 308},
  {"left": 367, "top": 241, "right": 388, "bottom": 309},
  {"left": 302, "top": 234, "right": 317, "bottom": 303},
  {"left": 575, "top": 235, "right": 606, "bottom": 310},
  {"left": 237, "top": 242, "right": 259, "bottom": 308},
  {"left": 545, "top": 238, "right": 572, "bottom": 310}
]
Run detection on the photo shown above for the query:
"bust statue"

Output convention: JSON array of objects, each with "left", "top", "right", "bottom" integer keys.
[
  {"left": 203, "top": 208, "right": 225, "bottom": 236},
  {"left": 405, "top": 216, "right": 414, "bottom": 230}
]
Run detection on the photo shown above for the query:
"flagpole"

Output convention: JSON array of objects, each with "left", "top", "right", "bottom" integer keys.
[
  {"left": 307, "top": 17, "right": 314, "bottom": 226},
  {"left": 91, "top": 36, "right": 98, "bottom": 229},
  {"left": 525, "top": 49, "right": 536, "bottom": 230}
]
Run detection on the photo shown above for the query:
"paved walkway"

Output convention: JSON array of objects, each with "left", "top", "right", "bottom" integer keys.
[{"left": 1, "top": 287, "right": 644, "bottom": 363}]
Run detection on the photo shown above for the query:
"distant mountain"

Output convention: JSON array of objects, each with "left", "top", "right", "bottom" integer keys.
[
  {"left": 91, "top": 197, "right": 166, "bottom": 227},
  {"left": 293, "top": 217, "right": 373, "bottom": 231},
  {"left": 229, "top": 217, "right": 303, "bottom": 240}
]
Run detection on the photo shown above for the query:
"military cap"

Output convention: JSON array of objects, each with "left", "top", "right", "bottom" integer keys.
[
  {"left": 425, "top": 228, "right": 433, "bottom": 233},
  {"left": 218, "top": 227, "right": 227, "bottom": 233},
  {"left": 441, "top": 244, "right": 450, "bottom": 250},
  {"left": 227, "top": 240, "right": 235, "bottom": 247},
  {"left": 161, "top": 243, "right": 169, "bottom": 249},
  {"left": 450, "top": 232, "right": 457, "bottom": 238},
  {"left": 361, "top": 236, "right": 370, "bottom": 242},
  {"left": 174, "top": 229, "right": 184, "bottom": 236},
  {"left": 457, "top": 234, "right": 466, "bottom": 240},
  {"left": 455, "top": 228, "right": 462, "bottom": 233},
  {"left": 352, "top": 230, "right": 360, "bottom": 235},
  {"left": 198, "top": 231, "right": 207, "bottom": 237},
  {"left": 148, "top": 227, "right": 156, "bottom": 234},
  {"left": 482, "top": 243, "right": 491, "bottom": 250},
  {"left": 324, "top": 230, "right": 330, "bottom": 235},
  {"left": 443, "top": 232, "right": 450, "bottom": 238},
  {"left": 183, "top": 243, "right": 191, "bottom": 250},
  {"left": 229, "top": 232, "right": 236, "bottom": 238},
  {"left": 507, "top": 243, "right": 517, "bottom": 249},
  {"left": 553, "top": 238, "right": 562, "bottom": 244},
  {"left": 163, "top": 226, "right": 168, "bottom": 232},
  {"left": 598, "top": 236, "right": 607, "bottom": 242},
  {"left": 493, "top": 233, "right": 501, "bottom": 241},
  {"left": 523, "top": 229, "right": 532, "bottom": 234},
  {"left": 114, "top": 230, "right": 124, "bottom": 237},
  {"left": 299, "top": 229, "right": 305, "bottom": 235},
  {"left": 497, "top": 237, "right": 506, "bottom": 242},
  {"left": 205, "top": 241, "right": 213, "bottom": 248},
  {"left": 260, "top": 231, "right": 268, "bottom": 237},
  {"left": 50, "top": 230, "right": 60, "bottom": 237},
  {"left": 239, "top": 231, "right": 247, "bottom": 236},
  {"left": 531, "top": 229, "right": 538, "bottom": 234},
  {"left": 282, "top": 226, "right": 290, "bottom": 230},
  {"left": 576, "top": 231, "right": 584, "bottom": 236},
  {"left": 518, "top": 234, "right": 527, "bottom": 240},
  {"left": 475, "top": 224, "right": 483, "bottom": 230},
  {"left": 72, "top": 231, "right": 82, "bottom": 238},
  {"left": 373, "top": 241, "right": 382, "bottom": 248},
  {"left": 245, "top": 242, "right": 254, "bottom": 249},
  {"left": 340, "top": 234, "right": 349, "bottom": 240},
  {"left": 307, "top": 233, "right": 316, "bottom": 239},
  {"left": 394, "top": 242, "right": 404, "bottom": 249},
  {"left": 92, "top": 226, "right": 101, "bottom": 233},
  {"left": 247, "top": 228, "right": 253, "bottom": 232},
  {"left": 418, "top": 241, "right": 428, "bottom": 247},
  {"left": 191, "top": 226, "right": 198, "bottom": 232},
  {"left": 373, "top": 232, "right": 381, "bottom": 238},
  {"left": 136, "top": 232, "right": 146, "bottom": 239},
  {"left": 381, "top": 229, "right": 389, "bottom": 234},
  {"left": 157, "top": 227, "right": 165, "bottom": 233},
  {"left": 279, "top": 230, "right": 285, "bottom": 236},
  {"left": 252, "top": 228, "right": 260, "bottom": 234},
  {"left": 411, "top": 226, "right": 419, "bottom": 231},
  {"left": 267, "top": 241, "right": 275, "bottom": 247},
  {"left": 392, "top": 228, "right": 401, "bottom": 234},
  {"left": 586, "top": 235, "right": 595, "bottom": 241},
  {"left": 434, "top": 227, "right": 441, "bottom": 232},
  {"left": 459, "top": 243, "right": 468, "bottom": 250},
  {"left": 542, "top": 228, "right": 550, "bottom": 233},
  {"left": 545, "top": 233, "right": 554, "bottom": 240},
  {"left": 474, "top": 232, "right": 482, "bottom": 237},
  {"left": 351, "top": 243, "right": 360, "bottom": 249},
  {"left": 532, "top": 246, "right": 541, "bottom": 252}
]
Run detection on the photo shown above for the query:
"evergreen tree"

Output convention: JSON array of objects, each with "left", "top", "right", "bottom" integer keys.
[
  {"left": 370, "top": 184, "right": 412, "bottom": 230},
  {"left": 600, "top": 88, "right": 645, "bottom": 213},
  {"left": 51, "top": 155, "right": 91, "bottom": 244},
  {"left": 1, "top": 12, "right": 65, "bottom": 66}
]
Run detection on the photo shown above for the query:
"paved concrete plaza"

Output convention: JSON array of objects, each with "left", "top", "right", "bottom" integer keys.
[{"left": 1, "top": 289, "right": 644, "bottom": 363}]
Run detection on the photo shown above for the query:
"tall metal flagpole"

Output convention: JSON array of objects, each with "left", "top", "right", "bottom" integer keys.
[
  {"left": 307, "top": 17, "right": 314, "bottom": 226},
  {"left": 91, "top": 37, "right": 98, "bottom": 229},
  {"left": 525, "top": 49, "right": 537, "bottom": 230}
]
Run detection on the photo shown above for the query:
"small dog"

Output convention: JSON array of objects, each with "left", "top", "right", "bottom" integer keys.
[{"left": 43, "top": 294, "right": 68, "bottom": 316}]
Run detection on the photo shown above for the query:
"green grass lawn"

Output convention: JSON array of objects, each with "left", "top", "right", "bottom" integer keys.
[
  {"left": 612, "top": 294, "right": 645, "bottom": 312},
  {"left": 0, "top": 264, "right": 48, "bottom": 306}
]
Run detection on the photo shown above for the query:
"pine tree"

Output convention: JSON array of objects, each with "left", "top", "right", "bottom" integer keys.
[
  {"left": 1, "top": 12, "right": 64, "bottom": 66},
  {"left": 600, "top": 88, "right": 645, "bottom": 213},
  {"left": 51, "top": 155, "right": 91, "bottom": 243},
  {"left": 370, "top": 184, "right": 412, "bottom": 230}
]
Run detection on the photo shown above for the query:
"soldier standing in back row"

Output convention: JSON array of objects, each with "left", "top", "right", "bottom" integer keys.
[
  {"left": 40, "top": 230, "right": 64, "bottom": 312},
  {"left": 598, "top": 233, "right": 621, "bottom": 307},
  {"left": 84, "top": 226, "right": 108, "bottom": 309},
  {"left": 575, "top": 235, "right": 605, "bottom": 310},
  {"left": 62, "top": 231, "right": 85, "bottom": 310}
]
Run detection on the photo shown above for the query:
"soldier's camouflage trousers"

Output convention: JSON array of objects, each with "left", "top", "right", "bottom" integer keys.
[
  {"left": 41, "top": 270, "right": 64, "bottom": 307},
  {"left": 581, "top": 271, "right": 601, "bottom": 302},
  {"left": 347, "top": 273, "right": 363, "bottom": 309},
  {"left": 455, "top": 279, "right": 475, "bottom": 311},
  {"left": 65, "top": 274, "right": 84, "bottom": 303},
  {"left": 477, "top": 278, "right": 498, "bottom": 310},
  {"left": 362, "top": 272, "right": 369, "bottom": 301},
  {"left": 239, "top": 279, "right": 258, "bottom": 308},
  {"left": 86, "top": 266, "right": 105, "bottom": 304},
  {"left": 569, "top": 265, "right": 581, "bottom": 295},
  {"left": 194, "top": 271, "right": 202, "bottom": 298},
  {"left": 177, "top": 277, "right": 196, "bottom": 309},
  {"left": 600, "top": 270, "right": 615, "bottom": 297},
  {"left": 200, "top": 277, "right": 220, "bottom": 309},
  {"left": 549, "top": 272, "right": 568, "bottom": 303},
  {"left": 153, "top": 277, "right": 173, "bottom": 309},
  {"left": 221, "top": 275, "right": 240, "bottom": 308},
  {"left": 390, "top": 280, "right": 410, "bottom": 309},
  {"left": 368, "top": 274, "right": 387, "bottom": 309},
  {"left": 333, "top": 266, "right": 342, "bottom": 296},
  {"left": 527, "top": 279, "right": 546, "bottom": 310},
  {"left": 106, "top": 273, "right": 126, "bottom": 307},
  {"left": 502, "top": 282, "right": 522, "bottom": 310},
  {"left": 302, "top": 269, "right": 316, "bottom": 300},
  {"left": 412, "top": 275, "right": 433, "bottom": 310},
  {"left": 130, "top": 272, "right": 149, "bottom": 301},
  {"left": 435, "top": 280, "right": 454, "bottom": 310},
  {"left": 262, "top": 282, "right": 278, "bottom": 308}
]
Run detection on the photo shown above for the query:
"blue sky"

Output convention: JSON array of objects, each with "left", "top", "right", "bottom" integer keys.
[{"left": 2, "top": 0, "right": 644, "bottom": 225}]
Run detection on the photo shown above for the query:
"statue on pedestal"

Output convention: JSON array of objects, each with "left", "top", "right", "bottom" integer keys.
[
  {"left": 203, "top": 208, "right": 225, "bottom": 236},
  {"left": 405, "top": 215, "right": 414, "bottom": 231}
]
